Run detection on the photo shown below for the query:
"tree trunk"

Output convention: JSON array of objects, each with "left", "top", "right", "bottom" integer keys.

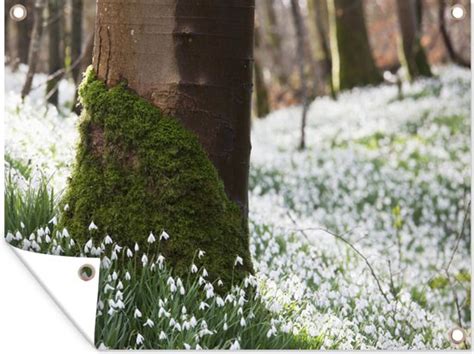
[
  {"left": 21, "top": 0, "right": 46, "bottom": 99},
  {"left": 61, "top": 0, "right": 255, "bottom": 285},
  {"left": 262, "top": 0, "right": 288, "bottom": 86},
  {"left": 16, "top": 0, "right": 33, "bottom": 64},
  {"left": 438, "top": 0, "right": 470, "bottom": 68},
  {"left": 72, "top": 32, "right": 94, "bottom": 114},
  {"left": 46, "top": 0, "right": 62, "bottom": 106},
  {"left": 327, "top": 0, "right": 382, "bottom": 92},
  {"left": 290, "top": 0, "right": 308, "bottom": 150},
  {"left": 71, "top": 0, "right": 83, "bottom": 84},
  {"left": 396, "top": 0, "right": 432, "bottom": 81},
  {"left": 254, "top": 24, "right": 270, "bottom": 118},
  {"left": 307, "top": 0, "right": 334, "bottom": 97}
]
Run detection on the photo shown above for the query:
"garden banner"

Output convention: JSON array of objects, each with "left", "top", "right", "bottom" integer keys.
[{"left": 3, "top": 0, "right": 471, "bottom": 351}]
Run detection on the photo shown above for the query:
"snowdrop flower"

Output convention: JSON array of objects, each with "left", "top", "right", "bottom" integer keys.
[
  {"left": 113, "top": 244, "right": 122, "bottom": 253},
  {"left": 191, "top": 264, "right": 198, "bottom": 273},
  {"left": 230, "top": 340, "right": 240, "bottom": 350},
  {"left": 20, "top": 221, "right": 25, "bottom": 229},
  {"left": 104, "top": 235, "right": 113, "bottom": 244},
  {"left": 240, "top": 317, "right": 246, "bottom": 327},
  {"left": 6, "top": 232, "right": 14, "bottom": 242},
  {"left": 136, "top": 333, "right": 144, "bottom": 345},
  {"left": 160, "top": 230, "right": 170, "bottom": 240},
  {"left": 125, "top": 271, "right": 131, "bottom": 281},
  {"left": 45, "top": 234, "right": 51, "bottom": 243},
  {"left": 85, "top": 238, "right": 93, "bottom": 249},
  {"left": 62, "top": 228, "right": 70, "bottom": 238},
  {"left": 15, "top": 231, "right": 23, "bottom": 240},
  {"left": 223, "top": 322, "right": 228, "bottom": 331},
  {"left": 267, "top": 326, "right": 277, "bottom": 338},
  {"left": 182, "top": 306, "right": 187, "bottom": 314},
  {"left": 88, "top": 221, "right": 98, "bottom": 231},
  {"left": 147, "top": 232, "right": 156, "bottom": 244},
  {"left": 216, "top": 296, "right": 225, "bottom": 307},
  {"left": 134, "top": 308, "right": 142, "bottom": 319},
  {"left": 159, "top": 331, "right": 167, "bottom": 340},
  {"left": 49, "top": 216, "right": 57, "bottom": 225},
  {"left": 199, "top": 301, "right": 209, "bottom": 310},
  {"left": 134, "top": 242, "right": 139, "bottom": 251},
  {"left": 196, "top": 344, "right": 203, "bottom": 350},
  {"left": 111, "top": 251, "right": 118, "bottom": 261},
  {"left": 184, "top": 343, "right": 191, "bottom": 350},
  {"left": 126, "top": 248, "right": 133, "bottom": 258},
  {"left": 234, "top": 255, "right": 243, "bottom": 266},
  {"left": 174, "top": 322, "right": 182, "bottom": 332},
  {"left": 202, "top": 268, "right": 208, "bottom": 277},
  {"left": 63, "top": 203, "right": 69, "bottom": 211},
  {"left": 198, "top": 249, "right": 206, "bottom": 259},
  {"left": 101, "top": 256, "right": 111, "bottom": 268},
  {"left": 104, "top": 284, "right": 114, "bottom": 294},
  {"left": 141, "top": 254, "right": 148, "bottom": 266},
  {"left": 190, "top": 316, "right": 197, "bottom": 327},
  {"left": 217, "top": 279, "right": 224, "bottom": 287},
  {"left": 69, "top": 239, "right": 75, "bottom": 247},
  {"left": 144, "top": 318, "right": 155, "bottom": 327}
]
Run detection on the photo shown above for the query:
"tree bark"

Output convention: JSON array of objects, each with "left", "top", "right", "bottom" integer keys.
[
  {"left": 438, "top": 0, "right": 470, "bottom": 68},
  {"left": 307, "top": 0, "right": 334, "bottom": 97},
  {"left": 254, "top": 24, "right": 270, "bottom": 118},
  {"left": 71, "top": 0, "right": 83, "bottom": 84},
  {"left": 21, "top": 0, "right": 46, "bottom": 99},
  {"left": 261, "top": 0, "right": 287, "bottom": 86},
  {"left": 396, "top": 0, "right": 432, "bottom": 81},
  {"left": 327, "top": 0, "right": 382, "bottom": 92},
  {"left": 92, "top": 0, "right": 254, "bottom": 215},
  {"left": 72, "top": 32, "right": 94, "bottom": 114},
  {"left": 46, "top": 0, "right": 62, "bottom": 106},
  {"left": 16, "top": 0, "right": 33, "bottom": 64},
  {"left": 290, "top": 0, "right": 308, "bottom": 150}
]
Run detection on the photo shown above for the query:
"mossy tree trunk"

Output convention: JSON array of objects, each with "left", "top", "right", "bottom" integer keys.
[
  {"left": 62, "top": 0, "right": 255, "bottom": 286},
  {"left": 327, "top": 0, "right": 382, "bottom": 92},
  {"left": 307, "top": 0, "right": 334, "bottom": 97},
  {"left": 254, "top": 23, "right": 270, "bottom": 118},
  {"left": 396, "top": 0, "right": 432, "bottom": 81}
]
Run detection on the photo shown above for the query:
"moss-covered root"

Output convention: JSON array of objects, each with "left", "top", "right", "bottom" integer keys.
[{"left": 60, "top": 67, "right": 253, "bottom": 286}]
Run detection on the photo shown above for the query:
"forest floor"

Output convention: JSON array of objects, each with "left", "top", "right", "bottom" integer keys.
[{"left": 5, "top": 65, "right": 471, "bottom": 349}]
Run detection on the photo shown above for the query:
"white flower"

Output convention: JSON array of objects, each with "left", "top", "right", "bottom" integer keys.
[
  {"left": 147, "top": 232, "right": 156, "bottom": 244},
  {"left": 191, "top": 264, "right": 198, "bottom": 273},
  {"left": 136, "top": 333, "right": 144, "bottom": 345},
  {"left": 20, "top": 221, "right": 25, "bottom": 229},
  {"left": 266, "top": 326, "right": 277, "bottom": 338},
  {"left": 184, "top": 343, "right": 191, "bottom": 350},
  {"left": 216, "top": 296, "right": 224, "bottom": 307},
  {"left": 125, "top": 271, "right": 131, "bottom": 281},
  {"left": 134, "top": 242, "right": 139, "bottom": 251},
  {"left": 88, "top": 221, "right": 98, "bottom": 231},
  {"left": 230, "top": 340, "right": 240, "bottom": 350},
  {"left": 234, "top": 256, "right": 243, "bottom": 266},
  {"left": 223, "top": 322, "right": 228, "bottom": 331},
  {"left": 134, "top": 308, "right": 142, "bottom": 318},
  {"left": 144, "top": 318, "right": 155, "bottom": 327},
  {"left": 202, "top": 268, "right": 208, "bottom": 277},
  {"left": 45, "top": 234, "right": 51, "bottom": 243},
  {"left": 196, "top": 344, "right": 202, "bottom": 350},
  {"left": 49, "top": 216, "right": 57, "bottom": 225},
  {"left": 141, "top": 254, "right": 148, "bottom": 266},
  {"left": 198, "top": 249, "right": 206, "bottom": 259},
  {"left": 104, "top": 235, "right": 113, "bottom": 244},
  {"left": 240, "top": 317, "right": 246, "bottom": 327},
  {"left": 63, "top": 203, "right": 70, "bottom": 211},
  {"left": 217, "top": 279, "right": 224, "bottom": 287},
  {"left": 160, "top": 230, "right": 170, "bottom": 240},
  {"left": 126, "top": 248, "right": 133, "bottom": 258},
  {"left": 62, "top": 228, "right": 70, "bottom": 238},
  {"left": 6, "top": 232, "right": 14, "bottom": 242},
  {"left": 85, "top": 238, "right": 93, "bottom": 249},
  {"left": 199, "top": 301, "right": 209, "bottom": 310}
]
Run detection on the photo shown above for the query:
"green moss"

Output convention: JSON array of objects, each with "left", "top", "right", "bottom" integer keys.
[{"left": 60, "top": 67, "right": 253, "bottom": 286}]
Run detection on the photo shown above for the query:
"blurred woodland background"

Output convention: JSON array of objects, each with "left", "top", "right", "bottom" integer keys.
[{"left": 4, "top": 0, "right": 471, "bottom": 116}]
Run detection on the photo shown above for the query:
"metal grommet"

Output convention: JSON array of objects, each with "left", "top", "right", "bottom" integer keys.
[
  {"left": 9, "top": 4, "right": 28, "bottom": 22},
  {"left": 78, "top": 264, "right": 96, "bottom": 281},
  {"left": 450, "top": 4, "right": 466, "bottom": 20},
  {"left": 448, "top": 327, "right": 467, "bottom": 345}
]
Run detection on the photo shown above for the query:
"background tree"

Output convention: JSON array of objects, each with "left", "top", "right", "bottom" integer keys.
[
  {"left": 70, "top": 0, "right": 83, "bottom": 84},
  {"left": 307, "top": 0, "right": 334, "bottom": 97},
  {"left": 21, "top": 0, "right": 47, "bottom": 98},
  {"left": 396, "top": 0, "right": 432, "bottom": 81},
  {"left": 46, "top": 0, "right": 62, "bottom": 106},
  {"left": 327, "top": 0, "right": 382, "bottom": 92},
  {"left": 254, "top": 22, "right": 270, "bottom": 118},
  {"left": 290, "top": 0, "right": 308, "bottom": 150},
  {"left": 61, "top": 0, "right": 255, "bottom": 285}
]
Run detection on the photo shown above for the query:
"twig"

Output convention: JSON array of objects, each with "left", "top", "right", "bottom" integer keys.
[{"left": 286, "top": 211, "right": 391, "bottom": 303}]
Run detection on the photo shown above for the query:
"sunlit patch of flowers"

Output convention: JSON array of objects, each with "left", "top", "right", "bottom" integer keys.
[{"left": 4, "top": 65, "right": 471, "bottom": 349}]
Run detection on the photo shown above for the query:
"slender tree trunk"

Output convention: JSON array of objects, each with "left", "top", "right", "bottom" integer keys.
[
  {"left": 327, "top": 0, "right": 382, "bottom": 92},
  {"left": 290, "top": 0, "right": 308, "bottom": 150},
  {"left": 262, "top": 0, "right": 288, "bottom": 86},
  {"left": 46, "top": 0, "right": 62, "bottom": 106},
  {"left": 16, "top": 0, "right": 33, "bottom": 64},
  {"left": 62, "top": 0, "right": 255, "bottom": 284},
  {"left": 21, "top": 0, "right": 46, "bottom": 99},
  {"left": 307, "top": 0, "right": 334, "bottom": 97},
  {"left": 438, "top": 0, "right": 470, "bottom": 68},
  {"left": 71, "top": 0, "right": 83, "bottom": 84},
  {"left": 254, "top": 25, "right": 270, "bottom": 118},
  {"left": 396, "top": 0, "right": 431, "bottom": 81}
]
